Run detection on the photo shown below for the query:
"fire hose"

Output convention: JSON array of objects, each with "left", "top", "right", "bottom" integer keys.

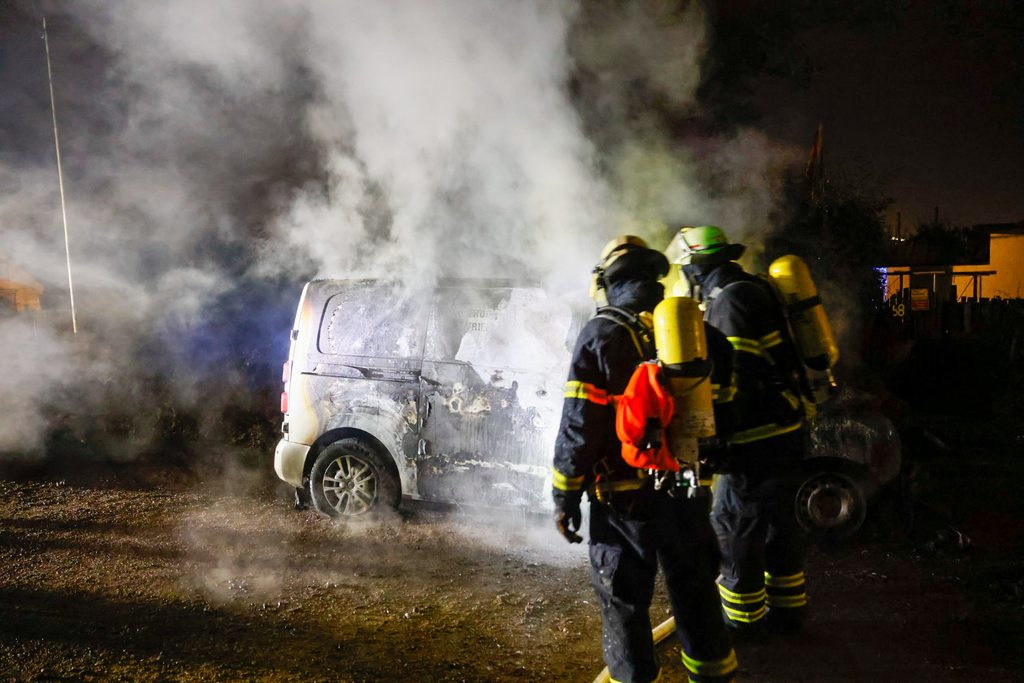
[{"left": 592, "top": 616, "right": 676, "bottom": 683}]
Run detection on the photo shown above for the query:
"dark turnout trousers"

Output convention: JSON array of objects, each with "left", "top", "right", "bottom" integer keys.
[
  {"left": 710, "top": 432, "right": 808, "bottom": 633},
  {"left": 589, "top": 489, "right": 738, "bottom": 683}
]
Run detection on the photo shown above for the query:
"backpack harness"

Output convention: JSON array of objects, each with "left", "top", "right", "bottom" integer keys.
[{"left": 592, "top": 306, "right": 683, "bottom": 482}]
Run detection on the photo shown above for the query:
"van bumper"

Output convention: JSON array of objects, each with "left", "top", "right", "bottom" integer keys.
[{"left": 274, "top": 439, "right": 310, "bottom": 488}]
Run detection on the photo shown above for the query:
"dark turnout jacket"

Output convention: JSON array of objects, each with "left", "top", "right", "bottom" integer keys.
[
  {"left": 698, "top": 262, "right": 805, "bottom": 447},
  {"left": 552, "top": 281, "right": 734, "bottom": 501}
]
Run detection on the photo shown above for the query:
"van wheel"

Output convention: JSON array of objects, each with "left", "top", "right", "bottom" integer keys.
[
  {"left": 308, "top": 438, "right": 400, "bottom": 518},
  {"left": 794, "top": 464, "right": 868, "bottom": 542}
]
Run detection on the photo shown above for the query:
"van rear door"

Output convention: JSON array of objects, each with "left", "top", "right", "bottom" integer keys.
[{"left": 301, "top": 281, "right": 428, "bottom": 468}]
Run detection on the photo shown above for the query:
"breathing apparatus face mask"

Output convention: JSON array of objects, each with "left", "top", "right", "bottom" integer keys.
[
  {"left": 589, "top": 266, "right": 609, "bottom": 306},
  {"left": 680, "top": 264, "right": 704, "bottom": 302}
]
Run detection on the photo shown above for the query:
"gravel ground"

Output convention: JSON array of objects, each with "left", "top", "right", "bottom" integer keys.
[{"left": 0, "top": 462, "right": 1020, "bottom": 682}]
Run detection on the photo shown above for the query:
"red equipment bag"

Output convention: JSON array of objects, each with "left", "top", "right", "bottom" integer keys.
[{"left": 615, "top": 362, "right": 679, "bottom": 472}]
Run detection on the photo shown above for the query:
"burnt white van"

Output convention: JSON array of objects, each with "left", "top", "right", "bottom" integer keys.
[{"left": 273, "top": 279, "right": 577, "bottom": 518}]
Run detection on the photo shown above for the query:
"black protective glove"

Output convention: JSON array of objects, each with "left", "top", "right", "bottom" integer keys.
[{"left": 552, "top": 489, "right": 583, "bottom": 544}]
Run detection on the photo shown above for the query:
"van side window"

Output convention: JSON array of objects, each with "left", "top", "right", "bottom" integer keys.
[
  {"left": 318, "top": 285, "right": 423, "bottom": 358},
  {"left": 424, "top": 288, "right": 507, "bottom": 362},
  {"left": 425, "top": 287, "right": 573, "bottom": 374}
]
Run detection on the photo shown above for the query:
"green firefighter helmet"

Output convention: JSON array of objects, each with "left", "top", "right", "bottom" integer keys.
[{"left": 674, "top": 225, "right": 746, "bottom": 265}]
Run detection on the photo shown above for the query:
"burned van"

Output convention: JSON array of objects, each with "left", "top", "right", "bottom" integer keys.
[{"left": 274, "top": 279, "right": 576, "bottom": 518}]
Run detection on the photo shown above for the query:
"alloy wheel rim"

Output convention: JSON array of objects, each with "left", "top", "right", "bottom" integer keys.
[{"left": 321, "top": 454, "right": 378, "bottom": 515}]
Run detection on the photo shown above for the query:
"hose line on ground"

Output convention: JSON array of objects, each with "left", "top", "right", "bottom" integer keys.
[{"left": 592, "top": 616, "right": 676, "bottom": 683}]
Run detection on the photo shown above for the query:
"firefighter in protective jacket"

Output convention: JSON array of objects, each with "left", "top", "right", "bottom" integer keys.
[
  {"left": 552, "top": 236, "right": 738, "bottom": 683},
  {"left": 675, "top": 225, "right": 809, "bottom": 635}
]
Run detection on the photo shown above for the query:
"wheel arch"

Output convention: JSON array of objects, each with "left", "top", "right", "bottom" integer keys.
[
  {"left": 801, "top": 455, "right": 870, "bottom": 477},
  {"left": 303, "top": 428, "right": 401, "bottom": 494}
]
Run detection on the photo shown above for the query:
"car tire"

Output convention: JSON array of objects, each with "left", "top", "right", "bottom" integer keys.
[
  {"left": 308, "top": 438, "right": 400, "bottom": 518},
  {"left": 794, "top": 462, "right": 868, "bottom": 542}
]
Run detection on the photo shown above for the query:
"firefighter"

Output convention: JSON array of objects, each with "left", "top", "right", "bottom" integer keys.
[
  {"left": 674, "top": 225, "right": 809, "bottom": 636},
  {"left": 552, "top": 235, "right": 738, "bottom": 683}
]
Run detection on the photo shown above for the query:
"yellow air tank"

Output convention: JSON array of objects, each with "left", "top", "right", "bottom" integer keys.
[
  {"left": 768, "top": 255, "right": 840, "bottom": 372},
  {"left": 652, "top": 297, "right": 716, "bottom": 470}
]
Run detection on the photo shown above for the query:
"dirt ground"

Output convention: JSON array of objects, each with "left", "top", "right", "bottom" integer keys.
[{"left": 0, "top": 461, "right": 1021, "bottom": 683}]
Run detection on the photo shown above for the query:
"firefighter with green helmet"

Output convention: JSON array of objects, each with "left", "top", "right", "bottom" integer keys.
[
  {"left": 552, "top": 235, "right": 739, "bottom": 683},
  {"left": 674, "top": 225, "right": 810, "bottom": 636}
]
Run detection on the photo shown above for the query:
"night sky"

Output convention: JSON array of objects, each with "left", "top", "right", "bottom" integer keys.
[
  {"left": 744, "top": 1, "right": 1024, "bottom": 228},
  {"left": 2, "top": 1, "right": 1022, "bottom": 236}
]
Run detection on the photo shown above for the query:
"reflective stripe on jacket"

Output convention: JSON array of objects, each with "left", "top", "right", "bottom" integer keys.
[
  {"left": 701, "top": 263, "right": 804, "bottom": 445},
  {"left": 553, "top": 305, "right": 652, "bottom": 489},
  {"left": 553, "top": 291, "right": 736, "bottom": 492}
]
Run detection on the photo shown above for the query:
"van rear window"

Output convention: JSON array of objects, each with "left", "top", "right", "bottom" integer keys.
[{"left": 318, "top": 285, "right": 423, "bottom": 359}]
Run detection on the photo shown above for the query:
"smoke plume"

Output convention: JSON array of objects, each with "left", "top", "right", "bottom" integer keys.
[{"left": 0, "top": 1, "right": 798, "bottom": 465}]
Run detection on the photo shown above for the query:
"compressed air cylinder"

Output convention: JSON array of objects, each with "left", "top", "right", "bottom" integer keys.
[
  {"left": 660, "top": 263, "right": 690, "bottom": 299},
  {"left": 768, "top": 255, "right": 840, "bottom": 372},
  {"left": 653, "top": 297, "right": 716, "bottom": 468}
]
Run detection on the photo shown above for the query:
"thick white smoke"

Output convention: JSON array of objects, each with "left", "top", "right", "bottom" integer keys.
[
  {"left": 68, "top": 0, "right": 613, "bottom": 293},
  {"left": 0, "top": 0, "right": 798, "bottom": 461},
  {"left": 0, "top": 318, "right": 68, "bottom": 451}
]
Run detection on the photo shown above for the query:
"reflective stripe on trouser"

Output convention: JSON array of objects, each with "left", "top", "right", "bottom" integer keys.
[
  {"left": 765, "top": 570, "right": 808, "bottom": 610},
  {"left": 716, "top": 582, "right": 766, "bottom": 625},
  {"left": 710, "top": 433, "right": 806, "bottom": 631},
  {"left": 589, "top": 491, "right": 736, "bottom": 683},
  {"left": 610, "top": 674, "right": 661, "bottom": 683},
  {"left": 682, "top": 648, "right": 738, "bottom": 683}
]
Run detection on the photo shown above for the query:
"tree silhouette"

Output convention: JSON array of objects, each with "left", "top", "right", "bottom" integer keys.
[{"left": 770, "top": 163, "right": 890, "bottom": 314}]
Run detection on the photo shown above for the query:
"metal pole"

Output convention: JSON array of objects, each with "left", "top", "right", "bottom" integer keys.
[{"left": 42, "top": 16, "right": 78, "bottom": 334}]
